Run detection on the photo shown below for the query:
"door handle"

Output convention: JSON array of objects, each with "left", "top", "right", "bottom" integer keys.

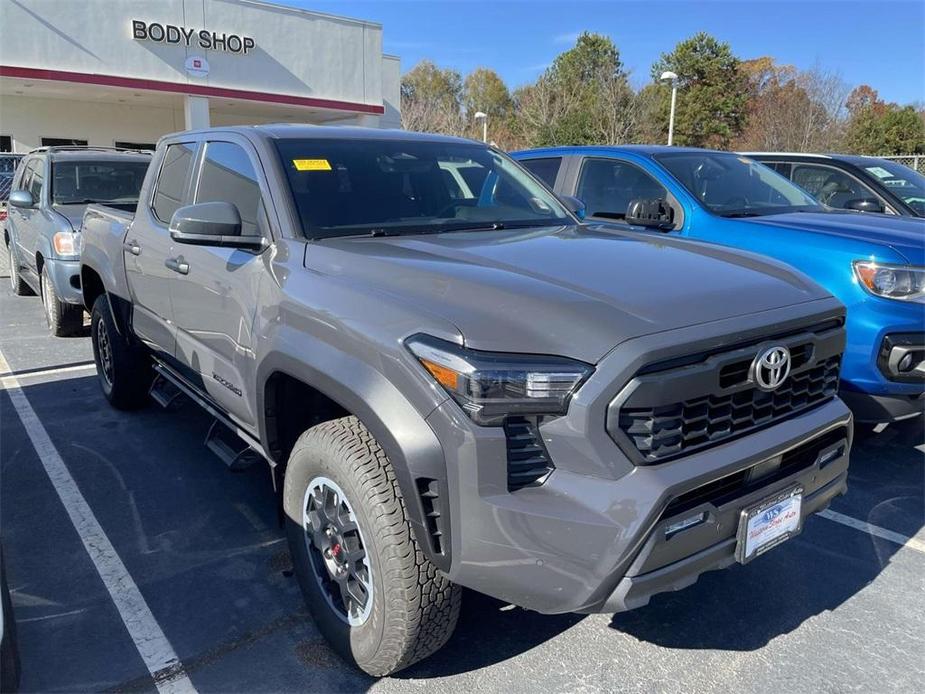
[
  {"left": 124, "top": 240, "right": 141, "bottom": 256},
  {"left": 165, "top": 257, "right": 190, "bottom": 275}
]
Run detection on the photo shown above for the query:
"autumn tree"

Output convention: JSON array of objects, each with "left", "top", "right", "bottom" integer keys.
[
  {"left": 400, "top": 60, "right": 465, "bottom": 135},
  {"left": 735, "top": 58, "right": 849, "bottom": 151},
  {"left": 650, "top": 33, "right": 748, "bottom": 148}
]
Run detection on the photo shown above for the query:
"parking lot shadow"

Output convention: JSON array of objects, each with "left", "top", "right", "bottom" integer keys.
[
  {"left": 609, "top": 416, "right": 923, "bottom": 652},
  {"left": 397, "top": 590, "right": 585, "bottom": 678}
]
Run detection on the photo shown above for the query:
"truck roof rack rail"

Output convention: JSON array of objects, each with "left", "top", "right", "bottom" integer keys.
[{"left": 27, "top": 146, "right": 153, "bottom": 155}]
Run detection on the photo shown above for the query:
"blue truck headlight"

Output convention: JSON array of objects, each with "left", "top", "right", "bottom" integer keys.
[
  {"left": 405, "top": 334, "right": 593, "bottom": 425},
  {"left": 853, "top": 261, "right": 925, "bottom": 303}
]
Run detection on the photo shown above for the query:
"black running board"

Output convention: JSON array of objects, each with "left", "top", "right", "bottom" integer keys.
[{"left": 150, "top": 360, "right": 268, "bottom": 468}]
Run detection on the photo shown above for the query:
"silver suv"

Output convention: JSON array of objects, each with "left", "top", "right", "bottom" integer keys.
[{"left": 5, "top": 147, "right": 150, "bottom": 335}]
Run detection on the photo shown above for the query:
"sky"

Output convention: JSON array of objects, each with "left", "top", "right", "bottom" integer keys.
[{"left": 295, "top": 0, "right": 925, "bottom": 104}]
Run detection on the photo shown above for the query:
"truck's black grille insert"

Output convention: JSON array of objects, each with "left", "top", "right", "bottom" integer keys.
[
  {"left": 416, "top": 478, "right": 445, "bottom": 556},
  {"left": 618, "top": 355, "right": 841, "bottom": 463},
  {"left": 504, "top": 417, "right": 554, "bottom": 491},
  {"left": 662, "top": 426, "right": 849, "bottom": 518}
]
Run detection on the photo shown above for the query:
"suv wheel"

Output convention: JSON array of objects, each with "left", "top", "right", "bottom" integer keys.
[
  {"left": 40, "top": 265, "right": 83, "bottom": 336},
  {"left": 90, "top": 295, "right": 152, "bottom": 409},
  {"left": 7, "top": 242, "right": 32, "bottom": 296},
  {"left": 284, "top": 416, "right": 461, "bottom": 676}
]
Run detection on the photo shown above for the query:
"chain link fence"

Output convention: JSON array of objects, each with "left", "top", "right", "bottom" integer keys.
[{"left": 879, "top": 155, "right": 924, "bottom": 173}]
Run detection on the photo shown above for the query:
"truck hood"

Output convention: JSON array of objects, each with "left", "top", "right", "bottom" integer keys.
[
  {"left": 747, "top": 211, "right": 925, "bottom": 264},
  {"left": 307, "top": 225, "right": 831, "bottom": 363}
]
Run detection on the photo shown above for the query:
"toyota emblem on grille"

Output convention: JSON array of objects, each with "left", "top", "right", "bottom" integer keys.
[{"left": 751, "top": 345, "right": 791, "bottom": 391}]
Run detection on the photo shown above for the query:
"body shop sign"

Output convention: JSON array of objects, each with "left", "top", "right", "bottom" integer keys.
[{"left": 132, "top": 20, "right": 254, "bottom": 55}]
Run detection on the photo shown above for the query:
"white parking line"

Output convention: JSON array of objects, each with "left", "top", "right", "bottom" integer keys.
[
  {"left": 0, "top": 351, "right": 197, "bottom": 694},
  {"left": 817, "top": 509, "right": 925, "bottom": 554},
  {"left": 1, "top": 362, "right": 97, "bottom": 385}
]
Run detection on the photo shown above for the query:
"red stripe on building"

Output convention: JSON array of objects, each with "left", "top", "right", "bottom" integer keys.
[{"left": 0, "top": 65, "right": 385, "bottom": 114}]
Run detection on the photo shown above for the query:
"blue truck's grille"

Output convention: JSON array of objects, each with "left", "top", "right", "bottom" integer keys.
[{"left": 617, "top": 355, "right": 841, "bottom": 463}]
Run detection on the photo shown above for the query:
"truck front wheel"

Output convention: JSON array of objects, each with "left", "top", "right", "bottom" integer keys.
[
  {"left": 283, "top": 416, "right": 461, "bottom": 676},
  {"left": 90, "top": 295, "right": 152, "bottom": 410}
]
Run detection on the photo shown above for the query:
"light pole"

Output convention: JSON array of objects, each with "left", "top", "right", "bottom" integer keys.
[
  {"left": 660, "top": 71, "right": 678, "bottom": 146},
  {"left": 474, "top": 111, "right": 488, "bottom": 143}
]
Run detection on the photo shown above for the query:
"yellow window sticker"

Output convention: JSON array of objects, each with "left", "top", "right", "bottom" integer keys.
[{"left": 293, "top": 159, "right": 332, "bottom": 171}]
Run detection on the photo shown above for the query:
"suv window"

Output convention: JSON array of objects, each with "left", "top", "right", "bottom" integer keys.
[
  {"left": 27, "top": 159, "right": 44, "bottom": 202},
  {"left": 791, "top": 164, "right": 879, "bottom": 209},
  {"left": 152, "top": 142, "right": 196, "bottom": 223},
  {"left": 195, "top": 142, "right": 263, "bottom": 236},
  {"left": 577, "top": 158, "right": 667, "bottom": 219},
  {"left": 51, "top": 159, "right": 150, "bottom": 209},
  {"left": 521, "top": 157, "right": 562, "bottom": 187}
]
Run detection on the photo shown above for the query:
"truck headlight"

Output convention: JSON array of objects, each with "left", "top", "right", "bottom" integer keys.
[
  {"left": 405, "top": 334, "right": 593, "bottom": 425},
  {"left": 853, "top": 261, "right": 925, "bottom": 303},
  {"left": 53, "top": 231, "right": 82, "bottom": 258}
]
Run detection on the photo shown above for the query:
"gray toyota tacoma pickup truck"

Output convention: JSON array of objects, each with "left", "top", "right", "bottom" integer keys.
[{"left": 79, "top": 125, "right": 853, "bottom": 676}]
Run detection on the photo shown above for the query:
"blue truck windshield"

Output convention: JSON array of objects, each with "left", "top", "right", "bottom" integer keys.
[
  {"left": 275, "top": 138, "right": 574, "bottom": 238},
  {"left": 655, "top": 151, "right": 823, "bottom": 217}
]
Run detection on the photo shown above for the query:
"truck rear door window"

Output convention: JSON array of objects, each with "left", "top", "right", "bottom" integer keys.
[
  {"left": 152, "top": 143, "right": 196, "bottom": 223},
  {"left": 520, "top": 157, "right": 562, "bottom": 187}
]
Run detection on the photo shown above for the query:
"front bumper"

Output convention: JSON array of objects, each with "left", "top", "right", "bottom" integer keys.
[
  {"left": 840, "top": 295, "right": 924, "bottom": 422},
  {"left": 429, "top": 396, "right": 851, "bottom": 614},
  {"left": 43, "top": 257, "right": 82, "bottom": 305}
]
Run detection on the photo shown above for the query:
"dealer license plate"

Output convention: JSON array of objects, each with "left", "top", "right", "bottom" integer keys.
[{"left": 736, "top": 486, "right": 803, "bottom": 564}]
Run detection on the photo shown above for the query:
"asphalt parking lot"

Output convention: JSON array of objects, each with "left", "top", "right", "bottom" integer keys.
[{"left": 1, "top": 255, "right": 923, "bottom": 693}]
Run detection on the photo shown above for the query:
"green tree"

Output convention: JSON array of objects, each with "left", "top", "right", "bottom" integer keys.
[
  {"left": 650, "top": 32, "right": 748, "bottom": 148},
  {"left": 400, "top": 60, "right": 464, "bottom": 135},
  {"left": 845, "top": 84, "right": 925, "bottom": 155},
  {"left": 462, "top": 67, "right": 515, "bottom": 145},
  {"left": 517, "top": 32, "right": 636, "bottom": 147}
]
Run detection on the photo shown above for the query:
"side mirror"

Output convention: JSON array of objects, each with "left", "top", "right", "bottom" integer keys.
[
  {"left": 844, "top": 197, "right": 884, "bottom": 214},
  {"left": 8, "top": 190, "right": 34, "bottom": 208},
  {"left": 169, "top": 202, "right": 264, "bottom": 250},
  {"left": 560, "top": 195, "right": 587, "bottom": 221},
  {"left": 625, "top": 198, "right": 674, "bottom": 230}
]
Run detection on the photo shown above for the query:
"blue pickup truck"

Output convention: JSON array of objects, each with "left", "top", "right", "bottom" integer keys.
[{"left": 512, "top": 146, "right": 924, "bottom": 425}]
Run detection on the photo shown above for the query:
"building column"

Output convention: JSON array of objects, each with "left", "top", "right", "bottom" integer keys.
[{"left": 184, "top": 95, "right": 211, "bottom": 130}]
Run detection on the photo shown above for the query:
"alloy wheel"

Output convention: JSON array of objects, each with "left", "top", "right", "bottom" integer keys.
[
  {"left": 95, "top": 317, "right": 114, "bottom": 386},
  {"left": 302, "top": 476, "right": 373, "bottom": 626}
]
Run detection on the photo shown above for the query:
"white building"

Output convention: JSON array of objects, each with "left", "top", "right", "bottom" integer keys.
[{"left": 0, "top": 0, "right": 401, "bottom": 152}]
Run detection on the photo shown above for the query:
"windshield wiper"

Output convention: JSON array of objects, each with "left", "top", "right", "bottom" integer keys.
[{"left": 718, "top": 210, "right": 765, "bottom": 218}]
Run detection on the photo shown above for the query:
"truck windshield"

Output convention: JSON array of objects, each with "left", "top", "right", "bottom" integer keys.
[
  {"left": 275, "top": 138, "right": 574, "bottom": 238},
  {"left": 861, "top": 160, "right": 925, "bottom": 214},
  {"left": 654, "top": 151, "right": 823, "bottom": 217},
  {"left": 51, "top": 160, "right": 150, "bottom": 208}
]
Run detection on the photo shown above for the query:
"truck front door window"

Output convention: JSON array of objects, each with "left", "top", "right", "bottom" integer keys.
[
  {"left": 194, "top": 142, "right": 263, "bottom": 236},
  {"left": 577, "top": 158, "right": 667, "bottom": 220},
  {"left": 791, "top": 164, "right": 880, "bottom": 210}
]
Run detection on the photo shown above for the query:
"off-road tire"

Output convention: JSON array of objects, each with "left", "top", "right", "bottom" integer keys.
[
  {"left": 40, "top": 265, "right": 83, "bottom": 336},
  {"left": 283, "top": 416, "right": 461, "bottom": 676},
  {"left": 90, "top": 295, "right": 152, "bottom": 410},
  {"left": 7, "top": 241, "right": 33, "bottom": 296}
]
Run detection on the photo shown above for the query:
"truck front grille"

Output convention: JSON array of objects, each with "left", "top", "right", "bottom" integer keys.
[{"left": 608, "top": 318, "right": 845, "bottom": 465}]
